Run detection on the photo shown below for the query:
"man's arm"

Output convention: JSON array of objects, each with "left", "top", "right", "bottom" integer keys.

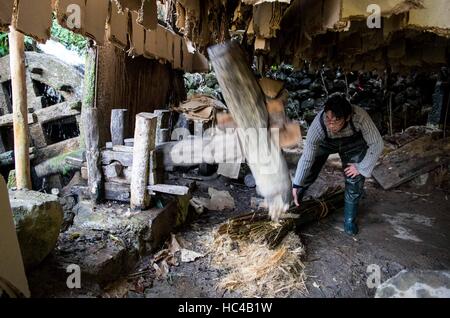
[
  {"left": 293, "top": 114, "right": 325, "bottom": 187},
  {"left": 354, "top": 108, "right": 384, "bottom": 177}
]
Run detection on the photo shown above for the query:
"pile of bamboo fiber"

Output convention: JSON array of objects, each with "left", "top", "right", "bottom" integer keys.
[
  {"left": 210, "top": 187, "right": 344, "bottom": 297},
  {"left": 217, "top": 186, "right": 344, "bottom": 249}
]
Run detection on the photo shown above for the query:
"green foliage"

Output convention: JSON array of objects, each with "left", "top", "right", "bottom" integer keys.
[
  {"left": 51, "top": 19, "right": 87, "bottom": 55},
  {"left": 1, "top": 18, "right": 87, "bottom": 58},
  {"left": 0, "top": 32, "right": 9, "bottom": 57}
]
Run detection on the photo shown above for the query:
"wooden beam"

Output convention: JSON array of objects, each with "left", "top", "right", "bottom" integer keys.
[
  {"left": 34, "top": 101, "right": 81, "bottom": 124},
  {"left": 9, "top": 27, "right": 31, "bottom": 189},
  {"left": 33, "top": 137, "right": 80, "bottom": 164},
  {"left": 130, "top": 113, "right": 157, "bottom": 210},
  {"left": 147, "top": 184, "right": 190, "bottom": 196},
  {"left": 33, "top": 150, "right": 80, "bottom": 178},
  {"left": 0, "top": 112, "right": 36, "bottom": 127}
]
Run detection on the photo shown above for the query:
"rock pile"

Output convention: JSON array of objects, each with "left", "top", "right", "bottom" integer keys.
[{"left": 184, "top": 64, "right": 444, "bottom": 136}]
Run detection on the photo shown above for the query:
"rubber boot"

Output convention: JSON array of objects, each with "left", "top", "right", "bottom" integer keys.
[{"left": 344, "top": 201, "right": 358, "bottom": 236}]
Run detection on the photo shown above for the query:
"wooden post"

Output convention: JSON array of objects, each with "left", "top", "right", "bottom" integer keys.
[
  {"left": 154, "top": 110, "right": 171, "bottom": 145},
  {"left": 130, "top": 112, "right": 157, "bottom": 210},
  {"left": 80, "top": 43, "right": 97, "bottom": 145},
  {"left": 208, "top": 42, "right": 291, "bottom": 220},
  {"left": 110, "top": 109, "right": 127, "bottom": 146},
  {"left": 82, "top": 108, "right": 102, "bottom": 202},
  {"left": 81, "top": 44, "right": 103, "bottom": 202},
  {"left": 9, "top": 27, "right": 31, "bottom": 189}
]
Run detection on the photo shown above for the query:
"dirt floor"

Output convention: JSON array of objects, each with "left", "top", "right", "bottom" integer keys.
[
  {"left": 28, "top": 160, "right": 450, "bottom": 298},
  {"left": 137, "top": 166, "right": 450, "bottom": 298}
]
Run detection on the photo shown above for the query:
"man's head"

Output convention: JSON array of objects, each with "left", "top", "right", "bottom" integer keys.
[{"left": 324, "top": 93, "right": 353, "bottom": 134}]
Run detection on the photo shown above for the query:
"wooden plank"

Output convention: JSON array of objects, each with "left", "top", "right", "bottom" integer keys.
[
  {"left": 147, "top": 184, "right": 190, "bottom": 196},
  {"left": 34, "top": 101, "right": 81, "bottom": 124},
  {"left": 33, "top": 137, "right": 80, "bottom": 164},
  {"left": 0, "top": 112, "right": 36, "bottom": 127},
  {"left": 112, "top": 145, "right": 133, "bottom": 153},
  {"left": 372, "top": 136, "right": 450, "bottom": 190}
]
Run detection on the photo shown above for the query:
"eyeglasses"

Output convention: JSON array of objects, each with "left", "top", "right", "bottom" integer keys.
[{"left": 324, "top": 116, "right": 345, "bottom": 126}]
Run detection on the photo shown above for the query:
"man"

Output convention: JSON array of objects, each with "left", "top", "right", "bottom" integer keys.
[{"left": 292, "top": 93, "right": 384, "bottom": 235}]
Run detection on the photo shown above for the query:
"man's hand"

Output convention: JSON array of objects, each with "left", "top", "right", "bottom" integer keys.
[
  {"left": 344, "top": 163, "right": 361, "bottom": 178},
  {"left": 292, "top": 188, "right": 300, "bottom": 207}
]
